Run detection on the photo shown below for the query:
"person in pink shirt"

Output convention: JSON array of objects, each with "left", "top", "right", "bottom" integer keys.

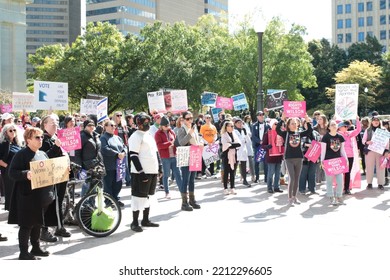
[{"left": 337, "top": 116, "right": 361, "bottom": 194}]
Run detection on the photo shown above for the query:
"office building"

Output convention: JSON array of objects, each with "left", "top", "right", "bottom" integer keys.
[
  {"left": 26, "top": 0, "right": 86, "bottom": 72},
  {"left": 86, "top": 0, "right": 228, "bottom": 36},
  {"left": 333, "top": 0, "right": 390, "bottom": 51},
  {"left": 0, "top": 0, "right": 32, "bottom": 93}
]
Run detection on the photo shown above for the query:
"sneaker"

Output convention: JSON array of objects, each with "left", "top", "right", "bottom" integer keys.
[
  {"left": 287, "top": 198, "right": 294, "bottom": 206},
  {"left": 54, "top": 227, "right": 71, "bottom": 238},
  {"left": 293, "top": 197, "right": 301, "bottom": 205},
  {"left": 378, "top": 185, "right": 384, "bottom": 190},
  {"left": 336, "top": 197, "right": 345, "bottom": 205},
  {"left": 223, "top": 189, "right": 229, "bottom": 195},
  {"left": 343, "top": 189, "right": 352, "bottom": 195},
  {"left": 243, "top": 181, "right": 251, "bottom": 187},
  {"left": 201, "top": 175, "right": 207, "bottom": 179},
  {"left": 19, "top": 252, "right": 39, "bottom": 260},
  {"left": 367, "top": 183, "right": 373, "bottom": 189},
  {"left": 117, "top": 200, "right": 125, "bottom": 207},
  {"left": 40, "top": 229, "right": 58, "bottom": 242},
  {"left": 267, "top": 189, "right": 274, "bottom": 194},
  {"left": 229, "top": 188, "right": 237, "bottom": 195},
  {"left": 330, "top": 197, "right": 338, "bottom": 206},
  {"left": 274, "top": 188, "right": 283, "bottom": 193},
  {"left": 30, "top": 247, "right": 50, "bottom": 257},
  {"left": 309, "top": 191, "right": 318, "bottom": 195},
  {"left": 130, "top": 223, "right": 143, "bottom": 232},
  {"left": 157, "top": 185, "right": 164, "bottom": 191},
  {"left": 141, "top": 220, "right": 159, "bottom": 227}
]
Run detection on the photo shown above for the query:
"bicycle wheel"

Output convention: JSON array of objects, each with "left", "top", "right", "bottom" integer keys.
[{"left": 75, "top": 191, "right": 122, "bottom": 237}]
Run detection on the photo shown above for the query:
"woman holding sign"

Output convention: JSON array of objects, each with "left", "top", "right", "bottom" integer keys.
[
  {"left": 8, "top": 127, "right": 55, "bottom": 260},
  {"left": 320, "top": 120, "right": 347, "bottom": 206}
]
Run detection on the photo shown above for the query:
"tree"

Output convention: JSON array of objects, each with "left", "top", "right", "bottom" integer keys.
[
  {"left": 375, "top": 52, "right": 390, "bottom": 114},
  {"left": 347, "top": 35, "right": 384, "bottom": 66}
]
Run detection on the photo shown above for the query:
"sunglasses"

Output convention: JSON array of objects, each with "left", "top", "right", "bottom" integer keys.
[
  {"left": 185, "top": 117, "right": 193, "bottom": 121},
  {"left": 108, "top": 124, "right": 117, "bottom": 127},
  {"left": 8, "top": 129, "right": 16, "bottom": 132},
  {"left": 116, "top": 114, "right": 122, "bottom": 117},
  {"left": 87, "top": 123, "right": 95, "bottom": 127},
  {"left": 34, "top": 135, "right": 44, "bottom": 140}
]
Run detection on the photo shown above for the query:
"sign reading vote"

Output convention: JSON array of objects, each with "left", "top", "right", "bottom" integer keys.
[
  {"left": 322, "top": 157, "right": 348, "bottom": 176},
  {"left": 283, "top": 101, "right": 306, "bottom": 118},
  {"left": 30, "top": 156, "right": 69, "bottom": 189},
  {"left": 34, "top": 81, "right": 68, "bottom": 110},
  {"left": 57, "top": 127, "right": 81, "bottom": 152}
]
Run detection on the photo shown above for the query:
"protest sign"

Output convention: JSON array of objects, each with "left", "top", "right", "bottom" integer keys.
[
  {"left": 170, "top": 90, "right": 188, "bottom": 113},
  {"left": 322, "top": 157, "right": 348, "bottom": 176},
  {"left": 335, "top": 84, "right": 359, "bottom": 120},
  {"left": 176, "top": 146, "right": 190, "bottom": 167},
  {"left": 368, "top": 129, "right": 390, "bottom": 155},
  {"left": 216, "top": 96, "right": 233, "bottom": 110},
  {"left": 211, "top": 108, "right": 223, "bottom": 123},
  {"left": 266, "top": 89, "right": 288, "bottom": 110},
  {"left": 34, "top": 81, "right": 68, "bottom": 110},
  {"left": 97, "top": 97, "right": 109, "bottom": 123},
  {"left": 201, "top": 92, "right": 217, "bottom": 107},
  {"left": 116, "top": 157, "right": 126, "bottom": 182},
  {"left": 283, "top": 101, "right": 306, "bottom": 118},
  {"left": 147, "top": 91, "right": 165, "bottom": 113},
  {"left": 202, "top": 143, "right": 220, "bottom": 166},
  {"left": 57, "top": 127, "right": 81, "bottom": 152},
  {"left": 232, "top": 93, "right": 249, "bottom": 111},
  {"left": 304, "top": 140, "right": 321, "bottom": 162},
  {"left": 80, "top": 98, "right": 102, "bottom": 115},
  {"left": 0, "top": 104, "right": 12, "bottom": 113},
  {"left": 189, "top": 145, "right": 202, "bottom": 171},
  {"left": 30, "top": 156, "right": 69, "bottom": 189},
  {"left": 12, "top": 92, "right": 35, "bottom": 112}
]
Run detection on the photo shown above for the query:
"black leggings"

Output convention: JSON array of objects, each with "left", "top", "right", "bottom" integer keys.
[
  {"left": 344, "top": 157, "right": 354, "bottom": 191},
  {"left": 19, "top": 225, "right": 41, "bottom": 253},
  {"left": 223, "top": 156, "right": 237, "bottom": 189}
]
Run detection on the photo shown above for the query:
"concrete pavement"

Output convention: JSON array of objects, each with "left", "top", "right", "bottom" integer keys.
[{"left": 1, "top": 173, "right": 390, "bottom": 279}]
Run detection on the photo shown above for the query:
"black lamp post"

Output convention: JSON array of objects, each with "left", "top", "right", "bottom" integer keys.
[{"left": 255, "top": 25, "right": 265, "bottom": 112}]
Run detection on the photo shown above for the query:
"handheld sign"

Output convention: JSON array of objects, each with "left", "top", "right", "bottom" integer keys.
[
  {"left": 34, "top": 81, "right": 68, "bottom": 110},
  {"left": 283, "top": 101, "right": 306, "bottom": 118},
  {"left": 30, "top": 156, "right": 70, "bottom": 189}
]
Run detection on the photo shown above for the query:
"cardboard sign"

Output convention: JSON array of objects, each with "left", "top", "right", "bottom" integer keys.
[
  {"left": 189, "top": 145, "right": 202, "bottom": 171},
  {"left": 12, "top": 92, "right": 35, "bottom": 112},
  {"left": 116, "top": 157, "right": 126, "bottom": 182},
  {"left": 57, "top": 127, "right": 81, "bottom": 152},
  {"left": 335, "top": 84, "right": 359, "bottom": 120},
  {"left": 322, "top": 157, "right": 348, "bottom": 176},
  {"left": 202, "top": 143, "right": 220, "bottom": 166},
  {"left": 176, "top": 146, "right": 190, "bottom": 167},
  {"left": 216, "top": 96, "right": 233, "bottom": 110},
  {"left": 268, "top": 130, "right": 285, "bottom": 156},
  {"left": 283, "top": 101, "right": 306, "bottom": 118},
  {"left": 34, "top": 81, "right": 68, "bottom": 110},
  {"left": 304, "top": 140, "right": 322, "bottom": 162},
  {"left": 30, "top": 156, "right": 69, "bottom": 189},
  {"left": 232, "top": 93, "right": 249, "bottom": 111},
  {"left": 368, "top": 129, "right": 390, "bottom": 155},
  {"left": 201, "top": 92, "right": 217, "bottom": 107}
]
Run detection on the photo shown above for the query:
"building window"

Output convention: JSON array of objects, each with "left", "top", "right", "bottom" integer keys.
[
  {"left": 337, "top": 19, "right": 343, "bottom": 29},
  {"left": 380, "top": 30, "right": 387, "bottom": 40},
  {"left": 380, "top": 15, "right": 387, "bottom": 25},
  {"left": 358, "top": 2, "right": 364, "bottom": 12},
  {"left": 380, "top": 0, "right": 386, "bottom": 9},
  {"left": 346, "top": 19, "right": 352, "bottom": 28},
  {"left": 367, "top": 16, "right": 373, "bottom": 26},
  {"left": 346, "top": 33, "right": 352, "bottom": 43},
  {"left": 358, "top": 32, "right": 365, "bottom": 41},
  {"left": 337, "top": 5, "right": 343, "bottom": 14},
  {"left": 345, "top": 4, "right": 351, "bottom": 13},
  {"left": 337, "top": 34, "right": 343, "bottom": 43},
  {"left": 366, "top": 2, "right": 373, "bottom": 11},
  {"left": 358, "top": 17, "right": 364, "bottom": 27}
]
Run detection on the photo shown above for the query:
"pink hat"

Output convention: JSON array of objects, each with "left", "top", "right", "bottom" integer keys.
[{"left": 153, "top": 113, "right": 163, "bottom": 120}]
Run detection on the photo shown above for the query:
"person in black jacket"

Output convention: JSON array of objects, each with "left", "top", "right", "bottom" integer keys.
[
  {"left": 8, "top": 127, "right": 55, "bottom": 260},
  {"left": 251, "top": 111, "right": 270, "bottom": 183},
  {"left": 39, "top": 114, "right": 71, "bottom": 242}
]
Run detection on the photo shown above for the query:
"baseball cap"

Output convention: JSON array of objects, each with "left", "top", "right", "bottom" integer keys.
[
  {"left": 256, "top": 111, "right": 264, "bottom": 116},
  {"left": 1, "top": 113, "right": 14, "bottom": 120}
]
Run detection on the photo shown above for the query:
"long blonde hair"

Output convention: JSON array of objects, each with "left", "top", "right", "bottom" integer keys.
[{"left": 221, "top": 121, "right": 233, "bottom": 135}]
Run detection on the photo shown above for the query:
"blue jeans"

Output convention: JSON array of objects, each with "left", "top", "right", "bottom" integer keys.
[
  {"left": 254, "top": 156, "right": 268, "bottom": 181},
  {"left": 267, "top": 162, "right": 281, "bottom": 191},
  {"left": 325, "top": 173, "right": 343, "bottom": 198},
  {"left": 180, "top": 166, "right": 196, "bottom": 193},
  {"left": 161, "top": 157, "right": 182, "bottom": 194},
  {"left": 103, "top": 170, "right": 122, "bottom": 201},
  {"left": 299, "top": 161, "right": 317, "bottom": 193}
]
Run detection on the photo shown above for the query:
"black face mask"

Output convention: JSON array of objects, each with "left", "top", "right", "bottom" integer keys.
[{"left": 141, "top": 123, "right": 150, "bottom": 131}]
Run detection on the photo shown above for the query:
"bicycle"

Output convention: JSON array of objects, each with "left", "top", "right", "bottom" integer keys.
[{"left": 70, "top": 163, "right": 122, "bottom": 237}]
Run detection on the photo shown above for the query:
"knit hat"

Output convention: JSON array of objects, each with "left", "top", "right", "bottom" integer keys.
[
  {"left": 269, "top": 118, "right": 278, "bottom": 127},
  {"left": 160, "top": 115, "right": 170, "bottom": 126},
  {"left": 83, "top": 119, "right": 95, "bottom": 128}
]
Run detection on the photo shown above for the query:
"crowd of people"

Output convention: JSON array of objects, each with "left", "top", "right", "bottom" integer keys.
[{"left": 0, "top": 107, "right": 389, "bottom": 259}]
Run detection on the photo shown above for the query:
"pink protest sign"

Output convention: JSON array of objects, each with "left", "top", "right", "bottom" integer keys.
[
  {"left": 189, "top": 145, "right": 202, "bottom": 171},
  {"left": 216, "top": 96, "right": 233, "bottom": 110},
  {"left": 323, "top": 157, "right": 348, "bottom": 175},
  {"left": 283, "top": 101, "right": 306, "bottom": 118},
  {"left": 268, "top": 130, "right": 284, "bottom": 156},
  {"left": 57, "top": 127, "right": 81, "bottom": 152},
  {"left": 0, "top": 104, "right": 12, "bottom": 113},
  {"left": 304, "top": 140, "right": 321, "bottom": 162}
]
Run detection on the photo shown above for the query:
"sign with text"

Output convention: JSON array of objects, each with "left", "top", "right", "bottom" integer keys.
[
  {"left": 116, "top": 157, "right": 126, "bottom": 182},
  {"left": 323, "top": 157, "right": 348, "bottom": 176},
  {"left": 304, "top": 140, "right": 321, "bottom": 162},
  {"left": 170, "top": 90, "right": 188, "bottom": 113},
  {"left": 57, "top": 127, "right": 81, "bottom": 152},
  {"left": 176, "top": 146, "right": 190, "bottom": 167},
  {"left": 0, "top": 104, "right": 12, "bottom": 113},
  {"left": 283, "top": 101, "right": 306, "bottom": 118},
  {"left": 216, "top": 96, "right": 233, "bottom": 110},
  {"left": 189, "top": 145, "right": 202, "bottom": 171},
  {"left": 335, "top": 84, "right": 359, "bottom": 120},
  {"left": 201, "top": 92, "right": 217, "bottom": 107},
  {"left": 97, "top": 97, "right": 109, "bottom": 123},
  {"left": 368, "top": 128, "right": 390, "bottom": 155},
  {"left": 211, "top": 108, "right": 223, "bottom": 123},
  {"left": 30, "top": 156, "right": 69, "bottom": 189},
  {"left": 34, "top": 81, "right": 68, "bottom": 110},
  {"left": 80, "top": 98, "right": 103, "bottom": 115},
  {"left": 147, "top": 91, "right": 165, "bottom": 113},
  {"left": 12, "top": 92, "right": 35, "bottom": 112},
  {"left": 232, "top": 93, "right": 249, "bottom": 111},
  {"left": 202, "top": 143, "right": 220, "bottom": 166}
]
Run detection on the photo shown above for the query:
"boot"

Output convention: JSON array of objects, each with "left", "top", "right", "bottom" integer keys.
[
  {"left": 30, "top": 242, "right": 50, "bottom": 257},
  {"left": 189, "top": 192, "right": 200, "bottom": 209},
  {"left": 181, "top": 193, "right": 193, "bottom": 211}
]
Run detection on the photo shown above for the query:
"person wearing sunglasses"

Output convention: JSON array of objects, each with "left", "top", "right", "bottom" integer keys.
[
  {"left": 8, "top": 127, "right": 55, "bottom": 260},
  {"left": 0, "top": 124, "right": 23, "bottom": 210},
  {"left": 113, "top": 111, "right": 131, "bottom": 187}
]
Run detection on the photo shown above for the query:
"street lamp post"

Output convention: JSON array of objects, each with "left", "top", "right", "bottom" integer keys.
[
  {"left": 364, "top": 87, "right": 368, "bottom": 116},
  {"left": 255, "top": 24, "right": 265, "bottom": 112}
]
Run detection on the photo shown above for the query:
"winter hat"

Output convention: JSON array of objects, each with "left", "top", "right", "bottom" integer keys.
[{"left": 160, "top": 115, "right": 170, "bottom": 126}]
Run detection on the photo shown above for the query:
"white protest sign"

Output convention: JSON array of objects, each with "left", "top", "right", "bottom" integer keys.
[
  {"left": 368, "top": 129, "right": 390, "bottom": 155},
  {"left": 34, "top": 81, "right": 68, "bottom": 110},
  {"left": 202, "top": 143, "right": 220, "bottom": 166},
  {"left": 147, "top": 91, "right": 165, "bottom": 113},
  {"left": 176, "top": 146, "right": 190, "bottom": 167},
  {"left": 12, "top": 92, "right": 36, "bottom": 112},
  {"left": 171, "top": 90, "right": 188, "bottom": 113},
  {"left": 232, "top": 93, "right": 249, "bottom": 111},
  {"left": 80, "top": 98, "right": 102, "bottom": 115},
  {"left": 335, "top": 84, "right": 359, "bottom": 120},
  {"left": 97, "top": 97, "right": 109, "bottom": 123}
]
